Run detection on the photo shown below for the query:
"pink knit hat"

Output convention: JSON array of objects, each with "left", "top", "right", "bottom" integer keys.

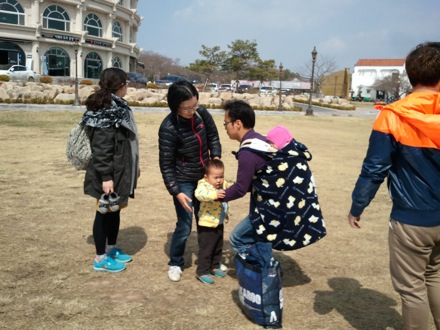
[{"left": 266, "top": 126, "right": 293, "bottom": 149}]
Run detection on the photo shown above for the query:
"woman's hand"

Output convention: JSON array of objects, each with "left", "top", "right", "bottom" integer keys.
[
  {"left": 176, "top": 192, "right": 193, "bottom": 212},
  {"left": 102, "top": 180, "right": 114, "bottom": 194}
]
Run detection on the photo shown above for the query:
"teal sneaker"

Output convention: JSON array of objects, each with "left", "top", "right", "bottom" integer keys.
[
  {"left": 197, "top": 274, "right": 215, "bottom": 285},
  {"left": 212, "top": 268, "right": 226, "bottom": 278},
  {"left": 93, "top": 256, "right": 126, "bottom": 272},
  {"left": 107, "top": 247, "right": 132, "bottom": 263}
]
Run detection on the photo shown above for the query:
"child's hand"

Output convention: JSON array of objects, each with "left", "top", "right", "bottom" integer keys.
[{"left": 217, "top": 189, "right": 225, "bottom": 199}]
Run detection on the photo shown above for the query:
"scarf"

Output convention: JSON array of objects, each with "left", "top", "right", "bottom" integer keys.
[{"left": 82, "top": 94, "right": 131, "bottom": 129}]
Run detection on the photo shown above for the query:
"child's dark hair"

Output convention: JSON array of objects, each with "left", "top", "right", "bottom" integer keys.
[
  {"left": 85, "top": 68, "right": 128, "bottom": 111},
  {"left": 205, "top": 159, "right": 224, "bottom": 174}
]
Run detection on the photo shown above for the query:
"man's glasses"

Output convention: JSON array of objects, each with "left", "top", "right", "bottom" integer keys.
[
  {"left": 179, "top": 101, "right": 199, "bottom": 113},
  {"left": 223, "top": 120, "right": 236, "bottom": 128}
]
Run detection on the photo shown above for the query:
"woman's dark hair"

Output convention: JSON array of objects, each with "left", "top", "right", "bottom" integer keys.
[
  {"left": 167, "top": 80, "right": 199, "bottom": 113},
  {"left": 223, "top": 100, "right": 255, "bottom": 129},
  {"left": 85, "top": 68, "right": 127, "bottom": 111},
  {"left": 406, "top": 42, "right": 440, "bottom": 87}
]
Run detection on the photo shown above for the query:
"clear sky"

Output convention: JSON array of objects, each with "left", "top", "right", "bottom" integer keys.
[{"left": 137, "top": 1, "right": 440, "bottom": 72}]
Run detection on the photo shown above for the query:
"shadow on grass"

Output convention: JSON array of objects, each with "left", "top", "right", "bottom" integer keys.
[
  {"left": 87, "top": 225, "right": 148, "bottom": 255},
  {"left": 314, "top": 277, "right": 403, "bottom": 329},
  {"left": 162, "top": 230, "right": 312, "bottom": 288}
]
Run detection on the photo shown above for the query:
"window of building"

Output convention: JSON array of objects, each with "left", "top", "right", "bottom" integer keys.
[
  {"left": 0, "top": 41, "right": 25, "bottom": 69},
  {"left": 43, "top": 47, "right": 70, "bottom": 76},
  {"left": 43, "top": 5, "right": 70, "bottom": 31},
  {"left": 118, "top": 0, "right": 124, "bottom": 5},
  {"left": 84, "top": 13, "right": 102, "bottom": 37},
  {"left": 112, "top": 21, "right": 123, "bottom": 42},
  {"left": 84, "top": 52, "right": 102, "bottom": 79},
  {"left": 0, "top": 0, "right": 25, "bottom": 25},
  {"left": 112, "top": 56, "right": 122, "bottom": 68}
]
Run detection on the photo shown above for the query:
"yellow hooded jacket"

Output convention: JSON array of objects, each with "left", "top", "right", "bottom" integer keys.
[{"left": 195, "top": 179, "right": 234, "bottom": 228}]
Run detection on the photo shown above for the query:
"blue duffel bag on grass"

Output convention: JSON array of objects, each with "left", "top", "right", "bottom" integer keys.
[{"left": 234, "top": 242, "right": 283, "bottom": 328}]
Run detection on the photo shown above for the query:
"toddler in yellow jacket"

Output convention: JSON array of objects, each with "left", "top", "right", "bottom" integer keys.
[{"left": 194, "top": 159, "right": 234, "bottom": 284}]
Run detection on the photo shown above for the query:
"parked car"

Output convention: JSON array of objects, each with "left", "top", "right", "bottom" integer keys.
[
  {"left": 155, "top": 75, "right": 189, "bottom": 87},
  {"left": 259, "top": 86, "right": 276, "bottom": 95},
  {"left": 0, "top": 65, "right": 37, "bottom": 81},
  {"left": 237, "top": 84, "right": 252, "bottom": 93},
  {"left": 218, "top": 83, "right": 232, "bottom": 92},
  {"left": 127, "top": 72, "right": 147, "bottom": 88},
  {"left": 205, "top": 83, "right": 218, "bottom": 92}
]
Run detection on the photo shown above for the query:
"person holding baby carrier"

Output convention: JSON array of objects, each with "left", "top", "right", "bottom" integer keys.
[
  {"left": 220, "top": 100, "right": 326, "bottom": 254},
  {"left": 220, "top": 100, "right": 325, "bottom": 328}
]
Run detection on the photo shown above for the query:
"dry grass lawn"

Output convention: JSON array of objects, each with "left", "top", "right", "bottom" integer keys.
[{"left": 0, "top": 109, "right": 436, "bottom": 329}]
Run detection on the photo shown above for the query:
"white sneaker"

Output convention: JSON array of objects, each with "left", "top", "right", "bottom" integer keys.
[
  {"left": 168, "top": 266, "right": 182, "bottom": 282},
  {"left": 219, "top": 263, "right": 228, "bottom": 272}
]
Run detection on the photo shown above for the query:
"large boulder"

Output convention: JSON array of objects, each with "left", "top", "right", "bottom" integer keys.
[
  {"left": 0, "top": 86, "right": 9, "bottom": 99},
  {"left": 54, "top": 93, "right": 74, "bottom": 102}
]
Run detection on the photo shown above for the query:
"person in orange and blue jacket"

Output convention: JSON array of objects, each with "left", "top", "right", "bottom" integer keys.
[
  {"left": 158, "top": 81, "right": 222, "bottom": 282},
  {"left": 348, "top": 42, "right": 440, "bottom": 330}
]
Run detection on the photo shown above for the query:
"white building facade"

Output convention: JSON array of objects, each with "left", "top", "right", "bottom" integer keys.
[
  {"left": 0, "top": 0, "right": 142, "bottom": 79},
  {"left": 351, "top": 59, "right": 405, "bottom": 101}
]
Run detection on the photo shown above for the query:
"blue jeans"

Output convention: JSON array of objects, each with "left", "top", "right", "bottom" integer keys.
[
  {"left": 230, "top": 215, "right": 261, "bottom": 253},
  {"left": 169, "top": 182, "right": 199, "bottom": 268}
]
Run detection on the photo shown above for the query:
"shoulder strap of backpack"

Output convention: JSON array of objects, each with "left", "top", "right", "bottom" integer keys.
[{"left": 232, "top": 138, "right": 277, "bottom": 159}]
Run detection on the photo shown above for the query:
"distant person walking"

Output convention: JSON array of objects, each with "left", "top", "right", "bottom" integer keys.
[
  {"left": 348, "top": 42, "right": 440, "bottom": 329},
  {"left": 83, "top": 68, "right": 140, "bottom": 273},
  {"left": 158, "top": 81, "right": 222, "bottom": 282}
]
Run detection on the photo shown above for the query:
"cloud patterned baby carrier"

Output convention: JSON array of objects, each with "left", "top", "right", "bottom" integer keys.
[{"left": 239, "top": 138, "right": 326, "bottom": 251}]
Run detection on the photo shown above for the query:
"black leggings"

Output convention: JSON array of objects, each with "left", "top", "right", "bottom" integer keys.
[{"left": 93, "top": 210, "right": 121, "bottom": 255}]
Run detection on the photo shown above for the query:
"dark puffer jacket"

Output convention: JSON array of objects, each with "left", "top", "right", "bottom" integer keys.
[{"left": 158, "top": 106, "right": 221, "bottom": 196}]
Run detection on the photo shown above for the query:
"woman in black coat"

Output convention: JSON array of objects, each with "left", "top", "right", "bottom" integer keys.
[
  {"left": 158, "top": 81, "right": 221, "bottom": 282},
  {"left": 83, "top": 68, "right": 140, "bottom": 273}
]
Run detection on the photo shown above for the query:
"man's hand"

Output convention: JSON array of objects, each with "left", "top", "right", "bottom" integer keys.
[
  {"left": 217, "top": 189, "right": 225, "bottom": 199},
  {"left": 348, "top": 213, "right": 361, "bottom": 229}
]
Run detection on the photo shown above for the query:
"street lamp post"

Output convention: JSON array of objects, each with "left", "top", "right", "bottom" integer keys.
[
  {"left": 305, "top": 46, "right": 318, "bottom": 116},
  {"left": 73, "top": 44, "right": 80, "bottom": 106},
  {"left": 277, "top": 62, "right": 283, "bottom": 111}
]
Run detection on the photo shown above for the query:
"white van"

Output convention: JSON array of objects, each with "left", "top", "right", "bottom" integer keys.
[
  {"left": 259, "top": 86, "right": 276, "bottom": 95},
  {"left": 206, "top": 83, "right": 218, "bottom": 92}
]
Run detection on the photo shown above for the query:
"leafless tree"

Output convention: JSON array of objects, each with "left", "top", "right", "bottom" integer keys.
[
  {"left": 296, "top": 54, "right": 337, "bottom": 93},
  {"left": 137, "top": 51, "right": 181, "bottom": 81},
  {"left": 373, "top": 72, "right": 412, "bottom": 101}
]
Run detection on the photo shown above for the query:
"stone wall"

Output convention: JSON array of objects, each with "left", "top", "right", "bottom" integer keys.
[{"left": 0, "top": 81, "right": 353, "bottom": 110}]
